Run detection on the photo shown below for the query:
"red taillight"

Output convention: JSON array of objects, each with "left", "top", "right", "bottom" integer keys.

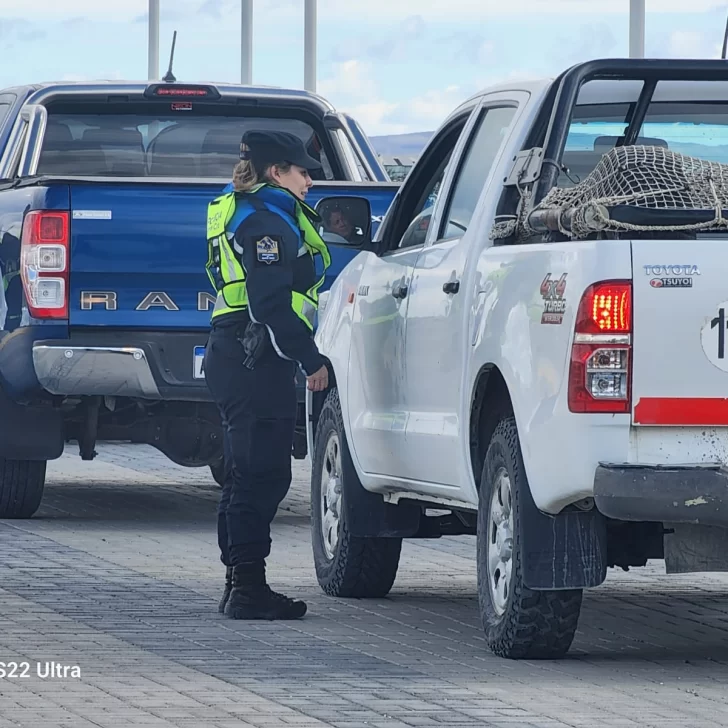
[
  {"left": 568, "top": 280, "right": 632, "bottom": 414},
  {"left": 576, "top": 282, "right": 631, "bottom": 334},
  {"left": 20, "top": 210, "right": 70, "bottom": 320}
]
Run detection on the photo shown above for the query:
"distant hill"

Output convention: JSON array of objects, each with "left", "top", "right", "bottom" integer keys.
[{"left": 369, "top": 131, "right": 432, "bottom": 159}]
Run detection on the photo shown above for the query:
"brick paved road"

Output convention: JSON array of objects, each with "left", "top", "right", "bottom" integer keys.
[{"left": 1, "top": 443, "right": 728, "bottom": 727}]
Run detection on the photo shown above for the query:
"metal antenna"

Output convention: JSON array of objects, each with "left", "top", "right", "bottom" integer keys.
[
  {"left": 722, "top": 14, "right": 728, "bottom": 59},
  {"left": 162, "top": 31, "right": 178, "bottom": 82}
]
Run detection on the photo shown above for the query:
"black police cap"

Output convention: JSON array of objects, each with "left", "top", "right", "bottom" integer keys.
[{"left": 240, "top": 130, "right": 322, "bottom": 170}]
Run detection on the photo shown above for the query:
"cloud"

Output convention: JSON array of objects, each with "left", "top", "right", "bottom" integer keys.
[
  {"left": 199, "top": 0, "right": 225, "bottom": 19},
  {"left": 331, "top": 15, "right": 493, "bottom": 67},
  {"left": 7, "top": 0, "right": 722, "bottom": 24},
  {"left": 1, "top": 0, "right": 202, "bottom": 21},
  {"left": 319, "top": 61, "right": 558, "bottom": 135},
  {"left": 365, "top": 15, "right": 428, "bottom": 62},
  {"left": 346, "top": 86, "right": 473, "bottom": 136},
  {"left": 60, "top": 17, "right": 86, "bottom": 29},
  {"left": 60, "top": 71, "right": 126, "bottom": 82},
  {"left": 383, "top": 86, "right": 473, "bottom": 129},
  {"left": 666, "top": 30, "right": 723, "bottom": 58},
  {"left": 549, "top": 21, "right": 619, "bottom": 66},
  {"left": 330, "top": 15, "right": 428, "bottom": 63},
  {"left": 317, "top": 0, "right": 728, "bottom": 17},
  {"left": 441, "top": 32, "right": 494, "bottom": 65},
  {"left": 0, "top": 19, "right": 46, "bottom": 46},
  {"left": 319, "top": 60, "right": 378, "bottom": 101},
  {"left": 319, "top": 60, "right": 476, "bottom": 135},
  {"left": 3, "top": 0, "right": 149, "bottom": 20},
  {"left": 0, "top": 0, "right": 725, "bottom": 25}
]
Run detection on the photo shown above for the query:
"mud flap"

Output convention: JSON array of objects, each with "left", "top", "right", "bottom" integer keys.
[
  {"left": 521, "top": 500, "right": 608, "bottom": 590},
  {"left": 344, "top": 482, "right": 422, "bottom": 538},
  {"left": 0, "top": 386, "right": 64, "bottom": 460}
]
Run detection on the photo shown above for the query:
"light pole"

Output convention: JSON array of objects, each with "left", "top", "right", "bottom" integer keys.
[
  {"left": 241, "top": 0, "right": 253, "bottom": 84},
  {"left": 304, "top": 0, "right": 317, "bottom": 92},
  {"left": 148, "top": 0, "right": 160, "bottom": 79},
  {"left": 629, "top": 0, "right": 645, "bottom": 59}
]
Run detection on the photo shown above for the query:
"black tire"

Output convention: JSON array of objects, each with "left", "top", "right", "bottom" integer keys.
[
  {"left": 311, "top": 388, "right": 402, "bottom": 598},
  {"left": 477, "top": 416, "right": 582, "bottom": 659},
  {"left": 209, "top": 458, "right": 225, "bottom": 487},
  {"left": 0, "top": 459, "right": 47, "bottom": 519}
]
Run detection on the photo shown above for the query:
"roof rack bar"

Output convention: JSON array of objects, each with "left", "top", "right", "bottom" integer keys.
[
  {"left": 619, "top": 78, "right": 657, "bottom": 147},
  {"left": 533, "top": 58, "right": 728, "bottom": 205}
]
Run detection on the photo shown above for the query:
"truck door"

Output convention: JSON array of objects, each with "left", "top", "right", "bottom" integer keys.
[
  {"left": 401, "top": 96, "right": 524, "bottom": 489},
  {"left": 346, "top": 111, "right": 472, "bottom": 481}
]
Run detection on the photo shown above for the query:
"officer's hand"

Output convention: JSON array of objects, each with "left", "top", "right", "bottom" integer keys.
[{"left": 306, "top": 365, "right": 328, "bottom": 392}]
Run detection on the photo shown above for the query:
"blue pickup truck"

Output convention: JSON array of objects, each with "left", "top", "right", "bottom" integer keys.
[{"left": 0, "top": 80, "right": 399, "bottom": 517}]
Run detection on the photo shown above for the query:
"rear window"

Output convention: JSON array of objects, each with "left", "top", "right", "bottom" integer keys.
[
  {"left": 560, "top": 99, "right": 728, "bottom": 187},
  {"left": 36, "top": 110, "right": 335, "bottom": 180}
]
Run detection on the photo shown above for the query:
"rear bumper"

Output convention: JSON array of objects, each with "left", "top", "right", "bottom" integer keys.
[
  {"left": 594, "top": 463, "right": 728, "bottom": 527},
  {"left": 30, "top": 331, "right": 212, "bottom": 401}
]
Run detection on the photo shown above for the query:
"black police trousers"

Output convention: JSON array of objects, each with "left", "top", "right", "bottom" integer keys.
[{"left": 203, "top": 317, "right": 297, "bottom": 567}]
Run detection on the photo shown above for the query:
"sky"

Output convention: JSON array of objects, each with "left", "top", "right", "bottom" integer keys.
[{"left": 2, "top": 0, "right": 728, "bottom": 137}]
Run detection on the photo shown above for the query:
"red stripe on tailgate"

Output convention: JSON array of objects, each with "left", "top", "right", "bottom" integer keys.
[{"left": 634, "top": 398, "right": 728, "bottom": 425}]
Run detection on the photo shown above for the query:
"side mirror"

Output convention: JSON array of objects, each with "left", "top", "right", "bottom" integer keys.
[{"left": 314, "top": 195, "right": 372, "bottom": 248}]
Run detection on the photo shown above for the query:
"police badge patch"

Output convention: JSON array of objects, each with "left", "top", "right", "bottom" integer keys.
[{"left": 256, "top": 236, "right": 280, "bottom": 264}]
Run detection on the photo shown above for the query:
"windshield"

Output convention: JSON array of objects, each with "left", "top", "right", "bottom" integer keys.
[
  {"left": 35, "top": 109, "right": 335, "bottom": 180},
  {"left": 560, "top": 100, "right": 728, "bottom": 186}
]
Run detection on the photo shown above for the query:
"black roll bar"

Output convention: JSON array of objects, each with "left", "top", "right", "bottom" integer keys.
[{"left": 532, "top": 58, "right": 728, "bottom": 206}]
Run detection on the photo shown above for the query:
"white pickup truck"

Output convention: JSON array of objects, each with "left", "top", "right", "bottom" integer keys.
[{"left": 306, "top": 58, "right": 728, "bottom": 660}]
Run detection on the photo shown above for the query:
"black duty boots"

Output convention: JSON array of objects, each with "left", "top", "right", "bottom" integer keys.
[
  {"left": 219, "top": 566, "right": 233, "bottom": 614},
  {"left": 223, "top": 560, "right": 307, "bottom": 620}
]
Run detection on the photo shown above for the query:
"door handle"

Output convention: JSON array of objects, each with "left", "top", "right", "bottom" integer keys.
[
  {"left": 392, "top": 283, "right": 408, "bottom": 299},
  {"left": 443, "top": 280, "right": 460, "bottom": 294}
]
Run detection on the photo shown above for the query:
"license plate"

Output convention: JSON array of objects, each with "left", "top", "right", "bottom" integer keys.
[{"left": 193, "top": 346, "right": 206, "bottom": 379}]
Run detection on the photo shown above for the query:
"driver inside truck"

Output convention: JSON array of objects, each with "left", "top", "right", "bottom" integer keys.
[{"left": 322, "top": 203, "right": 364, "bottom": 244}]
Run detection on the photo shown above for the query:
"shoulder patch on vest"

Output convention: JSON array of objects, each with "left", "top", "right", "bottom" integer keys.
[{"left": 255, "top": 235, "right": 280, "bottom": 264}]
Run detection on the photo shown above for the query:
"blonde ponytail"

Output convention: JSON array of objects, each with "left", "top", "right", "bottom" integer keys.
[{"left": 232, "top": 143, "right": 259, "bottom": 192}]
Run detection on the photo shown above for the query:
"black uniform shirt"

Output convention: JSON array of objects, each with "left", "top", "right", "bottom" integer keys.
[{"left": 233, "top": 209, "right": 325, "bottom": 377}]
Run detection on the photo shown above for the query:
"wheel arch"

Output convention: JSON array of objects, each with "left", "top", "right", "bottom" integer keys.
[
  {"left": 469, "top": 363, "right": 514, "bottom": 491},
  {"left": 307, "top": 357, "right": 338, "bottom": 460}
]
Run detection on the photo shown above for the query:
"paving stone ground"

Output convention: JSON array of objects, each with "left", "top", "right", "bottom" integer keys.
[{"left": 1, "top": 443, "right": 728, "bottom": 727}]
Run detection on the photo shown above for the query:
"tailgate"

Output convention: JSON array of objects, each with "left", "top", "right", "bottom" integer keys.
[
  {"left": 632, "top": 238, "right": 728, "bottom": 428},
  {"left": 69, "top": 183, "right": 217, "bottom": 330}
]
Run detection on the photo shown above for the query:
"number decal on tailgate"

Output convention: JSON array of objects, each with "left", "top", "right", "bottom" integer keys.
[{"left": 701, "top": 303, "right": 728, "bottom": 371}]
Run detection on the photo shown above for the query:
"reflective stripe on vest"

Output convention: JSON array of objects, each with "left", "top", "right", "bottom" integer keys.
[
  {"left": 206, "top": 192, "right": 249, "bottom": 318},
  {"left": 205, "top": 184, "right": 330, "bottom": 328}
]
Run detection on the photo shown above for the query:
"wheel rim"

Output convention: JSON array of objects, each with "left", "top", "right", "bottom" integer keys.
[
  {"left": 320, "top": 431, "right": 343, "bottom": 560},
  {"left": 487, "top": 467, "right": 514, "bottom": 616}
]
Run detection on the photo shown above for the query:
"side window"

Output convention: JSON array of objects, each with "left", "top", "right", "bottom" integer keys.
[
  {"left": 383, "top": 112, "right": 473, "bottom": 252},
  {"left": 0, "top": 104, "right": 11, "bottom": 131},
  {"left": 439, "top": 105, "right": 517, "bottom": 240},
  {"left": 333, "top": 129, "right": 369, "bottom": 182},
  {"left": 0, "top": 94, "right": 17, "bottom": 135},
  {"left": 397, "top": 158, "right": 451, "bottom": 249}
]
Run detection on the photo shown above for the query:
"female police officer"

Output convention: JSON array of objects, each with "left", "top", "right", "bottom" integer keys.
[{"left": 204, "top": 129, "right": 330, "bottom": 620}]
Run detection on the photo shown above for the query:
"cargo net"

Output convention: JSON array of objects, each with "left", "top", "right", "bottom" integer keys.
[{"left": 490, "top": 145, "right": 728, "bottom": 241}]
